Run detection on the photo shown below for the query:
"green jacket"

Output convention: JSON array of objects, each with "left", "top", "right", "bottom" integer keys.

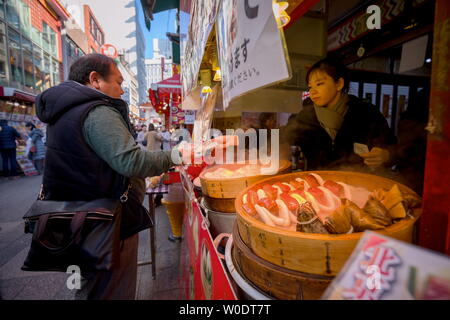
[{"left": 83, "top": 106, "right": 175, "bottom": 203}]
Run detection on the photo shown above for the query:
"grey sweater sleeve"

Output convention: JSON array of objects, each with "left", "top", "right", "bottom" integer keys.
[{"left": 83, "top": 106, "right": 176, "bottom": 178}]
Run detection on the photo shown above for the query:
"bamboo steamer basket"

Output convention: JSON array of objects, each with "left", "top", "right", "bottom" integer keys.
[
  {"left": 199, "top": 160, "right": 291, "bottom": 213},
  {"left": 235, "top": 171, "right": 422, "bottom": 277},
  {"left": 232, "top": 223, "right": 333, "bottom": 300},
  {"left": 203, "top": 195, "right": 236, "bottom": 213}
]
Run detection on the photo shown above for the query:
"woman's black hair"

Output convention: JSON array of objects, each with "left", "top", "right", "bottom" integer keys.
[
  {"left": 306, "top": 57, "right": 350, "bottom": 93},
  {"left": 69, "top": 53, "right": 117, "bottom": 85},
  {"left": 25, "top": 122, "right": 36, "bottom": 130}
]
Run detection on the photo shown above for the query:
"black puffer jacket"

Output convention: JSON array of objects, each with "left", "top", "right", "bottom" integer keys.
[
  {"left": 281, "top": 95, "right": 395, "bottom": 171},
  {"left": 36, "top": 81, "right": 151, "bottom": 240}
]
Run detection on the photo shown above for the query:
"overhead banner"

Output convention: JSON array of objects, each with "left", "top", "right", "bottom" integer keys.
[{"left": 216, "top": 0, "right": 291, "bottom": 109}]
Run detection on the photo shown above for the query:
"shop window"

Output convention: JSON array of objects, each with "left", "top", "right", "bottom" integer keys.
[
  {"left": 348, "top": 82, "right": 359, "bottom": 97},
  {"left": 67, "top": 38, "right": 83, "bottom": 58},
  {"left": 89, "top": 15, "right": 104, "bottom": 45},
  {"left": 363, "top": 83, "right": 377, "bottom": 106},
  {"left": 33, "top": 45, "right": 44, "bottom": 91},
  {"left": 51, "top": 58, "right": 60, "bottom": 86},
  {"left": 50, "top": 29, "right": 57, "bottom": 58},
  {"left": 43, "top": 52, "right": 51, "bottom": 89},
  {"left": 22, "top": 37, "right": 33, "bottom": 89},
  {"left": 8, "top": 26, "right": 20, "bottom": 43},
  {"left": 22, "top": 35, "right": 31, "bottom": 52},
  {"left": 397, "top": 86, "right": 410, "bottom": 115},
  {"left": 0, "top": 0, "right": 5, "bottom": 19},
  {"left": 23, "top": 49, "right": 34, "bottom": 89},
  {"left": 9, "top": 38, "right": 23, "bottom": 85},
  {"left": 42, "top": 23, "right": 52, "bottom": 54},
  {"left": 0, "top": 23, "right": 9, "bottom": 85},
  {"left": 18, "top": 0, "right": 30, "bottom": 39},
  {"left": 31, "top": 26, "right": 41, "bottom": 47},
  {"left": 6, "top": 0, "right": 20, "bottom": 31},
  {"left": 381, "top": 84, "right": 394, "bottom": 126}
]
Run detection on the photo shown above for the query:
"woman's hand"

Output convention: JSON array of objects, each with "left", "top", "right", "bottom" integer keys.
[{"left": 359, "top": 147, "right": 390, "bottom": 169}]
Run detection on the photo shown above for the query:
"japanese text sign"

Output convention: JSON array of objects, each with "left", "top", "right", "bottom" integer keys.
[{"left": 216, "top": 0, "right": 291, "bottom": 109}]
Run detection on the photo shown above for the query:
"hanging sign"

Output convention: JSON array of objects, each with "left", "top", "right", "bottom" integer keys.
[
  {"left": 101, "top": 44, "right": 118, "bottom": 59},
  {"left": 184, "top": 110, "right": 196, "bottom": 125},
  {"left": 216, "top": 0, "right": 291, "bottom": 109}
]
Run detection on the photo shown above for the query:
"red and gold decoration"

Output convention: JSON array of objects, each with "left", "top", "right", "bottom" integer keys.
[{"left": 148, "top": 69, "right": 184, "bottom": 128}]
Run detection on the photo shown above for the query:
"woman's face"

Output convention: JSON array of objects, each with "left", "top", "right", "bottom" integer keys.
[{"left": 308, "top": 70, "right": 344, "bottom": 107}]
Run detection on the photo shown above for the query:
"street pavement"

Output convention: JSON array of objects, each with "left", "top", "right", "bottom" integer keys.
[{"left": 0, "top": 175, "right": 182, "bottom": 300}]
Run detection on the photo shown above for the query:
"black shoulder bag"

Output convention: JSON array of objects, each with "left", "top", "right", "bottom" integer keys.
[{"left": 21, "top": 183, "right": 132, "bottom": 273}]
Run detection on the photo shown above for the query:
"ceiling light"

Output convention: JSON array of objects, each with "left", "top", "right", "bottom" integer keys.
[
  {"left": 213, "top": 69, "right": 221, "bottom": 82},
  {"left": 273, "top": 2, "right": 290, "bottom": 28}
]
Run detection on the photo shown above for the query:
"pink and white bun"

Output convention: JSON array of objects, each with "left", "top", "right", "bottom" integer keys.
[
  {"left": 295, "top": 178, "right": 311, "bottom": 190},
  {"left": 318, "top": 186, "right": 342, "bottom": 209},
  {"left": 309, "top": 173, "right": 325, "bottom": 186},
  {"left": 336, "top": 182, "right": 352, "bottom": 201},
  {"left": 275, "top": 199, "right": 293, "bottom": 227},
  {"left": 255, "top": 204, "right": 276, "bottom": 227}
]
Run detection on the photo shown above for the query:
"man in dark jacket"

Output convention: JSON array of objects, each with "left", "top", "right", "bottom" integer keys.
[
  {"left": 0, "top": 119, "right": 22, "bottom": 179},
  {"left": 33, "top": 54, "right": 233, "bottom": 300}
]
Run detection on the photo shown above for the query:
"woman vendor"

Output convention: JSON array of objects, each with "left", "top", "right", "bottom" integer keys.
[{"left": 281, "top": 58, "right": 395, "bottom": 171}]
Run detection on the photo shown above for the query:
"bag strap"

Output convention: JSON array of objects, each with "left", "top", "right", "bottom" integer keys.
[
  {"left": 33, "top": 212, "right": 88, "bottom": 254},
  {"left": 38, "top": 182, "right": 133, "bottom": 203}
]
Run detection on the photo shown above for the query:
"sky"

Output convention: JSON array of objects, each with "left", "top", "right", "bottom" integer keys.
[{"left": 136, "top": 0, "right": 177, "bottom": 59}]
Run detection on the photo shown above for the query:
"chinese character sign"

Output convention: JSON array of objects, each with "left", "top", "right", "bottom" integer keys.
[
  {"left": 216, "top": 0, "right": 291, "bottom": 109},
  {"left": 322, "top": 231, "right": 450, "bottom": 300}
]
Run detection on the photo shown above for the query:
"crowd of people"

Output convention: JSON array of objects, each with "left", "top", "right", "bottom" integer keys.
[
  {"left": 134, "top": 123, "right": 183, "bottom": 151},
  {"left": 1, "top": 112, "right": 182, "bottom": 181},
  {"left": 0, "top": 120, "right": 46, "bottom": 179}
]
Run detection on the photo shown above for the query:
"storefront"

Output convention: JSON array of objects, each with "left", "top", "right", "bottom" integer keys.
[
  {"left": 145, "top": 0, "right": 450, "bottom": 300},
  {"left": 0, "top": 85, "right": 39, "bottom": 176}
]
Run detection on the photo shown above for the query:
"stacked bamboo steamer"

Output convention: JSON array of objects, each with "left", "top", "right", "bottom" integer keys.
[
  {"left": 233, "top": 171, "right": 422, "bottom": 300},
  {"left": 199, "top": 160, "right": 292, "bottom": 213},
  {"left": 199, "top": 160, "right": 291, "bottom": 238}
]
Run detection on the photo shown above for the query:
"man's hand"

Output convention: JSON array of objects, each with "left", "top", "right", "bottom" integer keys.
[
  {"left": 177, "top": 135, "right": 239, "bottom": 165},
  {"left": 359, "top": 147, "right": 390, "bottom": 169}
]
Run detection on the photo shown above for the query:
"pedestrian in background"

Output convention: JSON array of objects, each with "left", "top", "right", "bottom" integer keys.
[
  {"left": 25, "top": 122, "right": 46, "bottom": 174},
  {"left": 136, "top": 124, "right": 147, "bottom": 148},
  {"left": 145, "top": 123, "right": 162, "bottom": 151},
  {"left": 160, "top": 126, "right": 171, "bottom": 151},
  {"left": 0, "top": 119, "right": 22, "bottom": 179}
]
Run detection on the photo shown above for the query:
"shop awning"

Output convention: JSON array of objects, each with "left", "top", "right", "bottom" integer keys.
[
  {"left": 152, "top": 73, "right": 181, "bottom": 95},
  {"left": 149, "top": 74, "right": 181, "bottom": 107},
  {"left": 0, "top": 87, "right": 36, "bottom": 103}
]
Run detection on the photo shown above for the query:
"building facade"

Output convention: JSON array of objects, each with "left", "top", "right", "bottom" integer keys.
[
  {"left": 145, "top": 57, "right": 173, "bottom": 90},
  {"left": 60, "top": 7, "right": 87, "bottom": 79},
  {"left": 63, "top": 0, "right": 148, "bottom": 106},
  {"left": 117, "top": 54, "right": 139, "bottom": 121},
  {"left": 155, "top": 38, "right": 172, "bottom": 59},
  {"left": 0, "top": 0, "right": 69, "bottom": 97}
]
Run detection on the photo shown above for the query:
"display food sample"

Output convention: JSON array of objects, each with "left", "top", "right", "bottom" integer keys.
[{"left": 240, "top": 173, "right": 421, "bottom": 234}]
